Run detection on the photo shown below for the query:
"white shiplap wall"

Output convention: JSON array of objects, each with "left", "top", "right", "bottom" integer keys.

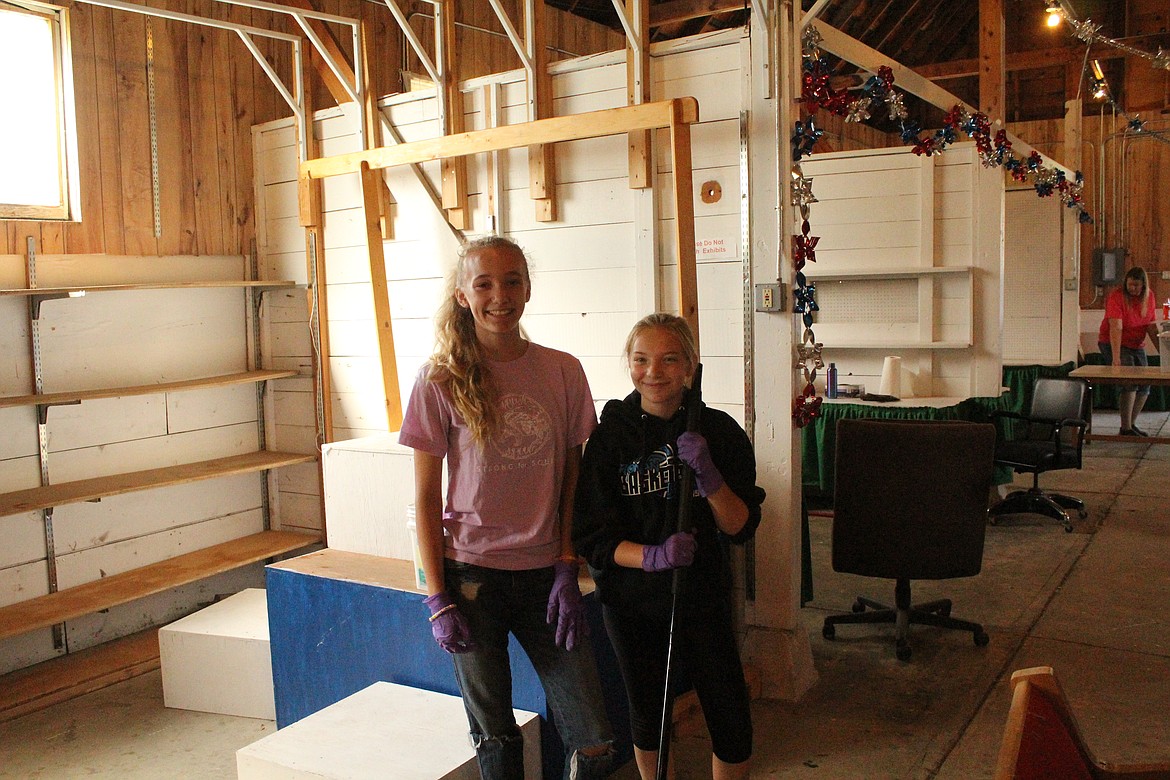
[{"left": 253, "top": 31, "right": 754, "bottom": 536}]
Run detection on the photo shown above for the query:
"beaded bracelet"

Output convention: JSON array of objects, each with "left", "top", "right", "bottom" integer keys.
[{"left": 428, "top": 603, "right": 456, "bottom": 622}]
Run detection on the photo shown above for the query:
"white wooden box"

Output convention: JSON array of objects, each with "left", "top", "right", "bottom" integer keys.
[
  {"left": 321, "top": 434, "right": 417, "bottom": 560},
  {"left": 160, "top": 587, "right": 275, "bottom": 720},
  {"left": 236, "top": 681, "right": 541, "bottom": 779}
]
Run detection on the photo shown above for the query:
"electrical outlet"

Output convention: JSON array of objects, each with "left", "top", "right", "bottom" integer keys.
[
  {"left": 1162, "top": 271, "right": 1170, "bottom": 281},
  {"left": 754, "top": 283, "right": 784, "bottom": 312}
]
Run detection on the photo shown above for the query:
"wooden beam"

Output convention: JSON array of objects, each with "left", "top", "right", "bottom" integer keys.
[
  {"left": 915, "top": 39, "right": 1142, "bottom": 81},
  {"left": 438, "top": 0, "right": 468, "bottom": 230},
  {"left": 361, "top": 18, "right": 395, "bottom": 239},
  {"left": 650, "top": 0, "right": 744, "bottom": 27},
  {"left": 626, "top": 0, "right": 652, "bottom": 189},
  {"left": 815, "top": 24, "right": 1076, "bottom": 178},
  {"left": 669, "top": 106, "right": 698, "bottom": 348},
  {"left": 301, "top": 98, "right": 700, "bottom": 180},
  {"left": 359, "top": 162, "right": 404, "bottom": 431},
  {"left": 979, "top": 0, "right": 1005, "bottom": 122},
  {"left": 526, "top": 0, "right": 557, "bottom": 221},
  {"left": 279, "top": 0, "right": 356, "bottom": 108}
]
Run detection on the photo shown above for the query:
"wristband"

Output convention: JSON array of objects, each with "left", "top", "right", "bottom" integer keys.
[{"left": 428, "top": 603, "right": 456, "bottom": 622}]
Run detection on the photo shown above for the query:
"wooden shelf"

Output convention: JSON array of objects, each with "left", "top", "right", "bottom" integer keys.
[
  {"left": 828, "top": 341, "right": 971, "bottom": 350},
  {"left": 804, "top": 265, "right": 973, "bottom": 281},
  {"left": 0, "top": 369, "right": 299, "bottom": 409},
  {"left": 0, "top": 628, "right": 160, "bottom": 723},
  {"left": 0, "top": 280, "right": 297, "bottom": 297},
  {"left": 0, "top": 450, "right": 317, "bottom": 517},
  {"left": 0, "top": 530, "right": 318, "bottom": 641}
]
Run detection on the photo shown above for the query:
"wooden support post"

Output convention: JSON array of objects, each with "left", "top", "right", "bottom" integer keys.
[
  {"left": 361, "top": 18, "right": 395, "bottom": 240},
  {"left": 527, "top": 0, "right": 557, "bottom": 222},
  {"left": 669, "top": 106, "right": 698, "bottom": 348},
  {"left": 437, "top": 0, "right": 468, "bottom": 231},
  {"left": 626, "top": 0, "right": 652, "bottom": 189},
  {"left": 296, "top": 57, "right": 334, "bottom": 454},
  {"left": 978, "top": 0, "right": 1005, "bottom": 125},
  {"left": 359, "top": 162, "right": 404, "bottom": 431}
]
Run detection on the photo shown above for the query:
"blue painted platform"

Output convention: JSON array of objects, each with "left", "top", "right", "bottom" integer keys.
[{"left": 266, "top": 548, "right": 631, "bottom": 779}]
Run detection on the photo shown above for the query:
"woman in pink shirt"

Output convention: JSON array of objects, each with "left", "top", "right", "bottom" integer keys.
[
  {"left": 398, "top": 236, "right": 613, "bottom": 779},
  {"left": 1096, "top": 266, "right": 1159, "bottom": 435}
]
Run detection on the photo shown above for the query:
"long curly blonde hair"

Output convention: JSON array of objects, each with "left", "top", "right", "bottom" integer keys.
[{"left": 428, "top": 236, "right": 531, "bottom": 446}]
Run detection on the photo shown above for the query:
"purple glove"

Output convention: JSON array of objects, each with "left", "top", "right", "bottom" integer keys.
[
  {"left": 677, "top": 432, "right": 725, "bottom": 497},
  {"left": 546, "top": 560, "right": 587, "bottom": 651},
  {"left": 423, "top": 591, "right": 475, "bottom": 654},
  {"left": 641, "top": 531, "right": 696, "bottom": 572}
]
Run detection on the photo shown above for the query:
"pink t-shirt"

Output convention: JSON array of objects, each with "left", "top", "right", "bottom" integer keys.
[
  {"left": 1097, "top": 288, "right": 1154, "bottom": 349},
  {"left": 398, "top": 343, "right": 597, "bottom": 570}
]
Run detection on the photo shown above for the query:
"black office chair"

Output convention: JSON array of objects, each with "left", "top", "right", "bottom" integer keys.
[
  {"left": 822, "top": 419, "right": 996, "bottom": 661},
  {"left": 988, "top": 377, "right": 1090, "bottom": 533}
]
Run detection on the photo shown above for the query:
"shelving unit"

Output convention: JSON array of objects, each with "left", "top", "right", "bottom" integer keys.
[
  {"left": 800, "top": 144, "right": 1002, "bottom": 398},
  {"left": 0, "top": 252, "right": 320, "bottom": 656}
]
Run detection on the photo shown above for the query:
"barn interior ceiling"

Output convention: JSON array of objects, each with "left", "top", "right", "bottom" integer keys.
[{"left": 545, "top": 0, "right": 1165, "bottom": 130}]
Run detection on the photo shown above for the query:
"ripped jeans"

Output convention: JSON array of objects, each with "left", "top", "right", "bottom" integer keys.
[{"left": 444, "top": 560, "right": 614, "bottom": 780}]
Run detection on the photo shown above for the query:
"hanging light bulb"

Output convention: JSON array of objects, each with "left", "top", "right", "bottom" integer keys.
[
  {"left": 1090, "top": 59, "right": 1109, "bottom": 100},
  {"left": 1045, "top": 3, "right": 1063, "bottom": 27}
]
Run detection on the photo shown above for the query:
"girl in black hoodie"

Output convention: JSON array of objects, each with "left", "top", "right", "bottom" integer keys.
[{"left": 573, "top": 313, "right": 765, "bottom": 780}]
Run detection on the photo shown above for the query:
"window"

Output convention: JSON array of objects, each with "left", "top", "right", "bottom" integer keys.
[{"left": 0, "top": 0, "right": 79, "bottom": 220}]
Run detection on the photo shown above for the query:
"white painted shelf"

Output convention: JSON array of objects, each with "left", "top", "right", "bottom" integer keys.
[{"left": 803, "top": 265, "right": 974, "bottom": 281}]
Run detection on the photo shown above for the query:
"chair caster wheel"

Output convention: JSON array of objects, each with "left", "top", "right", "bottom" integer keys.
[
  {"left": 822, "top": 623, "right": 835, "bottom": 640},
  {"left": 1064, "top": 524, "right": 1074, "bottom": 533},
  {"left": 896, "top": 642, "right": 911, "bottom": 662},
  {"left": 851, "top": 599, "right": 866, "bottom": 613},
  {"left": 939, "top": 603, "right": 952, "bottom": 617},
  {"left": 1078, "top": 509, "right": 1088, "bottom": 519},
  {"left": 988, "top": 516, "right": 998, "bottom": 526},
  {"left": 974, "top": 631, "right": 990, "bottom": 647}
]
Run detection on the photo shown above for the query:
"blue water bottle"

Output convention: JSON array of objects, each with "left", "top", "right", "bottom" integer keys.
[{"left": 826, "top": 363, "right": 838, "bottom": 399}]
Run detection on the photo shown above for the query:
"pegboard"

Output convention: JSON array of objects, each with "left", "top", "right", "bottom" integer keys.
[{"left": 814, "top": 278, "right": 919, "bottom": 325}]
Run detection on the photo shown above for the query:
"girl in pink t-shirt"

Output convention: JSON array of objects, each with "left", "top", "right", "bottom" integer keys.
[
  {"left": 1096, "top": 266, "right": 1159, "bottom": 435},
  {"left": 398, "top": 236, "right": 613, "bottom": 779}
]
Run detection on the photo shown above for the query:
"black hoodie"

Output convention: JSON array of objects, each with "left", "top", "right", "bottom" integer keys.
[{"left": 573, "top": 390, "right": 766, "bottom": 611}]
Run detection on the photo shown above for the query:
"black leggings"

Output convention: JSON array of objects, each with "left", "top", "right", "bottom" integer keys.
[{"left": 602, "top": 593, "right": 752, "bottom": 764}]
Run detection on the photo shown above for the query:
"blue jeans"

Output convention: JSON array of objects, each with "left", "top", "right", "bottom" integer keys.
[
  {"left": 445, "top": 560, "right": 614, "bottom": 780},
  {"left": 1099, "top": 342, "right": 1151, "bottom": 395}
]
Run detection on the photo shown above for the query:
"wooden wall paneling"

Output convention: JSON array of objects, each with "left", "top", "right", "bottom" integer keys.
[
  {"left": 210, "top": 5, "right": 241, "bottom": 256},
  {"left": 186, "top": 11, "right": 224, "bottom": 256},
  {"left": 222, "top": 0, "right": 255, "bottom": 258},
  {"left": 153, "top": 10, "right": 194, "bottom": 256},
  {"left": 58, "top": 6, "right": 100, "bottom": 254},
  {"left": 111, "top": 10, "right": 157, "bottom": 256}
]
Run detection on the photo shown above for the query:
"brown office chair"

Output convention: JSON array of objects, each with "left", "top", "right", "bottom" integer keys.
[
  {"left": 994, "top": 666, "right": 1170, "bottom": 780},
  {"left": 988, "top": 376, "right": 1090, "bottom": 533},
  {"left": 821, "top": 419, "right": 996, "bottom": 661}
]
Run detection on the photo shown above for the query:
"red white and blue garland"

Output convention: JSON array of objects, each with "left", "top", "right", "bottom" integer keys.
[{"left": 790, "top": 23, "right": 1093, "bottom": 427}]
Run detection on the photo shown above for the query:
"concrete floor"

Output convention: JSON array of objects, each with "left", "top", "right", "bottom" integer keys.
[{"left": 3, "top": 410, "right": 1168, "bottom": 779}]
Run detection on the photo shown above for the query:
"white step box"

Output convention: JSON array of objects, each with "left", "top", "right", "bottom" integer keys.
[
  {"left": 159, "top": 587, "right": 275, "bottom": 720},
  {"left": 236, "top": 681, "right": 541, "bottom": 779}
]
